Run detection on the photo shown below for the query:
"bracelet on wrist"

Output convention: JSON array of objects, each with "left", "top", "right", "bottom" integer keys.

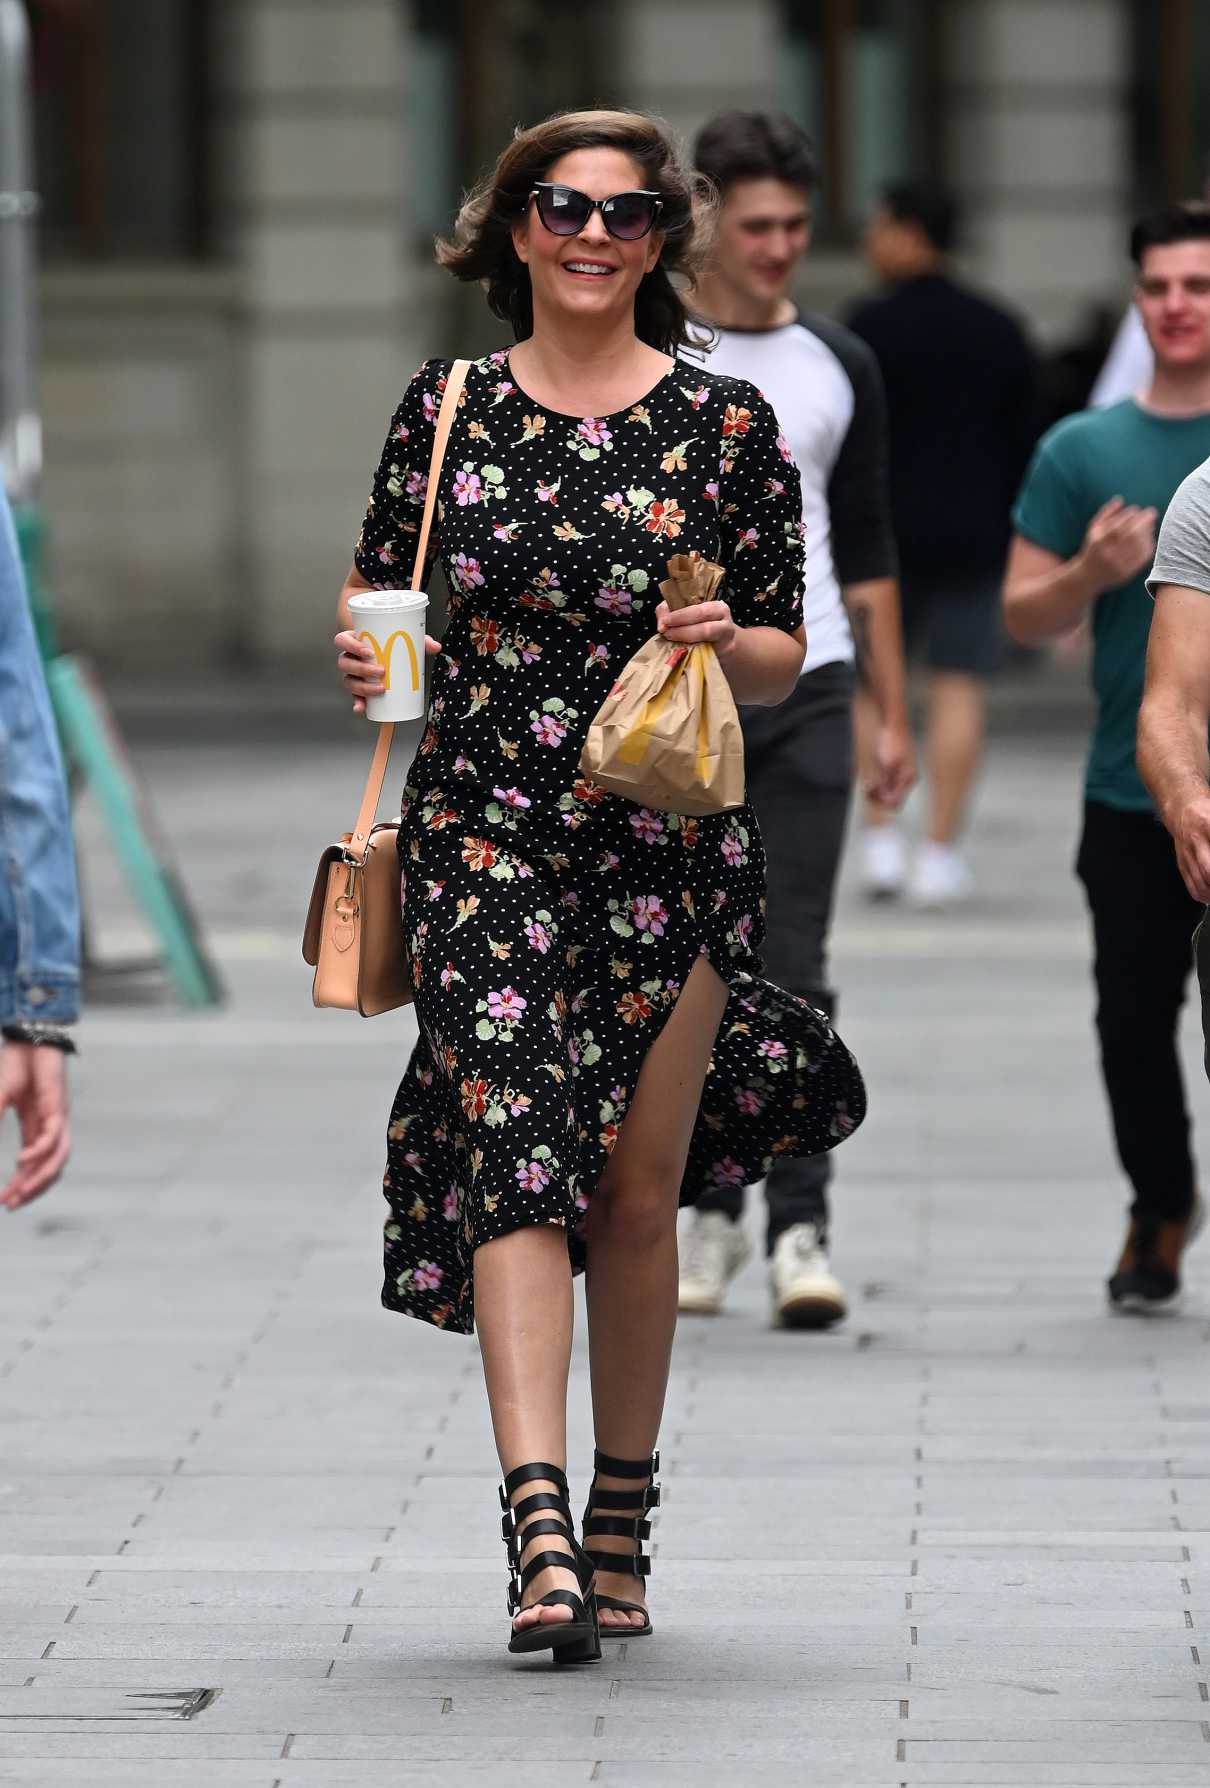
[{"left": 1, "top": 1023, "right": 78, "bottom": 1056}]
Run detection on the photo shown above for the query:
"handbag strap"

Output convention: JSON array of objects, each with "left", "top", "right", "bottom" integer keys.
[{"left": 347, "top": 357, "right": 471, "bottom": 859}]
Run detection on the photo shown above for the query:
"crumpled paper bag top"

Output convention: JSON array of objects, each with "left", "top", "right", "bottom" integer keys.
[{"left": 658, "top": 551, "right": 725, "bottom": 613}]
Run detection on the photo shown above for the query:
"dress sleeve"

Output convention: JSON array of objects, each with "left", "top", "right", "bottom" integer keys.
[
  {"left": 716, "top": 385, "right": 806, "bottom": 636},
  {"left": 353, "top": 357, "right": 451, "bottom": 589}
]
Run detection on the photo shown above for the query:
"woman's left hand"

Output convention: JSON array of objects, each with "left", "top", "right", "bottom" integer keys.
[{"left": 655, "top": 599, "right": 738, "bottom": 661}]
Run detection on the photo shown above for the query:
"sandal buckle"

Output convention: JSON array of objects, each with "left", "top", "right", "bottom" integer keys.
[
  {"left": 498, "top": 1482, "right": 509, "bottom": 1511},
  {"left": 644, "top": 1485, "right": 661, "bottom": 1508}
]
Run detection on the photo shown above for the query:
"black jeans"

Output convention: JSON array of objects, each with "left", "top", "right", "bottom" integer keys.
[
  {"left": 695, "top": 662, "right": 855, "bottom": 1253},
  {"left": 1075, "top": 799, "right": 1201, "bottom": 1223}
]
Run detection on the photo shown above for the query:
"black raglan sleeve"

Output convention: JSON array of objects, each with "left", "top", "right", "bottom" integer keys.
[{"left": 811, "top": 317, "right": 899, "bottom": 586}]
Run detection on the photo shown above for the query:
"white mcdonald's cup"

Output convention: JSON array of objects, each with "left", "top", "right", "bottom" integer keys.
[{"left": 347, "top": 589, "right": 429, "bottom": 722}]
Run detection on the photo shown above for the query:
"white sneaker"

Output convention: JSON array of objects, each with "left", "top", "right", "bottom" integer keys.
[
  {"left": 678, "top": 1211, "right": 752, "bottom": 1315},
  {"left": 860, "top": 825, "right": 908, "bottom": 901},
  {"left": 769, "top": 1223, "right": 848, "bottom": 1329},
  {"left": 908, "top": 841, "right": 974, "bottom": 909}
]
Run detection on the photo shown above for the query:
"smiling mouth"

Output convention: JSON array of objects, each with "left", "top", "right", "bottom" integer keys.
[{"left": 562, "top": 262, "right": 616, "bottom": 277}]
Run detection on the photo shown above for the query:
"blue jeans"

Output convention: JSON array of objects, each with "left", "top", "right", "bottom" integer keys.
[{"left": 694, "top": 662, "right": 854, "bottom": 1254}]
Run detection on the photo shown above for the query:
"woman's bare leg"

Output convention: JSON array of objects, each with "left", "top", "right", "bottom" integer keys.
[
  {"left": 474, "top": 1223, "right": 577, "bottom": 1633},
  {"left": 584, "top": 955, "right": 730, "bottom": 1627}
]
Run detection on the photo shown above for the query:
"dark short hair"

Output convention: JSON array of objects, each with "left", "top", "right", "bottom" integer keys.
[
  {"left": 1131, "top": 201, "right": 1210, "bottom": 266},
  {"left": 692, "top": 110, "right": 818, "bottom": 200},
  {"left": 880, "top": 179, "right": 959, "bottom": 253}
]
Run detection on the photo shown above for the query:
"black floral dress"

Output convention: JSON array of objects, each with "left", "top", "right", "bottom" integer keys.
[{"left": 354, "top": 351, "right": 865, "bottom": 1333}]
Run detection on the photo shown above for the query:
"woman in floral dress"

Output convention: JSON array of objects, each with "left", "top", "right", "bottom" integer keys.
[{"left": 334, "top": 110, "right": 864, "bottom": 1664}]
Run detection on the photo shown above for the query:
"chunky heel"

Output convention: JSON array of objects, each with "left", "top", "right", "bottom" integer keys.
[
  {"left": 552, "top": 1595, "right": 602, "bottom": 1666},
  {"left": 582, "top": 1448, "right": 660, "bottom": 1638},
  {"left": 501, "top": 1461, "right": 600, "bottom": 1664}
]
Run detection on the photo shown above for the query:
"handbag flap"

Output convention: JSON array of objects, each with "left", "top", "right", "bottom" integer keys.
[{"left": 302, "top": 843, "right": 346, "bottom": 966}]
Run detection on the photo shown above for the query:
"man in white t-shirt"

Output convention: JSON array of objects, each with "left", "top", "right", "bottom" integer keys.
[{"left": 677, "top": 110, "right": 914, "bottom": 1329}]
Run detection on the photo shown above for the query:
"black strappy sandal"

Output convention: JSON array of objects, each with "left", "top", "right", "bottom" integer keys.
[
  {"left": 581, "top": 1448, "right": 660, "bottom": 1638},
  {"left": 501, "top": 1462, "right": 601, "bottom": 1664}
]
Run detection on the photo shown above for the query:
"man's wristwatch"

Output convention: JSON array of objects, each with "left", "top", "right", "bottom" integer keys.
[{"left": 1, "top": 1023, "right": 78, "bottom": 1056}]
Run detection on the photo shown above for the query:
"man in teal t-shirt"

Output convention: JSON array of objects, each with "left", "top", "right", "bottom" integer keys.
[{"left": 1005, "top": 201, "right": 1210, "bottom": 1315}]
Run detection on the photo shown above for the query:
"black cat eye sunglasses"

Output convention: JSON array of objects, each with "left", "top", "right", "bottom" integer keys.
[{"left": 528, "top": 182, "right": 663, "bottom": 242}]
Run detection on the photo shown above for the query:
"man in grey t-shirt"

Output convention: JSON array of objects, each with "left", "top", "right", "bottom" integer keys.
[
  {"left": 1139, "top": 455, "right": 1210, "bottom": 898},
  {"left": 1139, "top": 455, "right": 1210, "bottom": 1087}
]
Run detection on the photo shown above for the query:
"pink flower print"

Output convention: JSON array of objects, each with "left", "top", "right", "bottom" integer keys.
[
  {"left": 422, "top": 391, "right": 439, "bottom": 424},
  {"left": 776, "top": 431, "right": 793, "bottom": 463},
  {"left": 561, "top": 889, "right": 580, "bottom": 907},
  {"left": 520, "top": 639, "right": 543, "bottom": 665},
  {"left": 595, "top": 583, "right": 632, "bottom": 617},
  {"left": 427, "top": 880, "right": 445, "bottom": 901},
  {"left": 452, "top": 552, "right": 485, "bottom": 591},
  {"left": 531, "top": 713, "right": 568, "bottom": 747},
  {"left": 516, "top": 1159, "right": 551, "bottom": 1193},
  {"left": 631, "top": 893, "right": 669, "bottom": 936},
  {"left": 764, "top": 477, "right": 786, "bottom": 498},
  {"left": 453, "top": 753, "right": 473, "bottom": 774},
  {"left": 493, "top": 785, "right": 531, "bottom": 810},
  {"left": 443, "top": 1187, "right": 459, "bottom": 1222},
  {"left": 453, "top": 468, "right": 483, "bottom": 505},
  {"left": 703, "top": 479, "right": 720, "bottom": 505},
  {"left": 439, "top": 961, "right": 460, "bottom": 988},
  {"left": 735, "top": 912, "right": 754, "bottom": 949},
  {"left": 536, "top": 478, "right": 561, "bottom": 504},
  {"left": 709, "top": 1156, "right": 746, "bottom": 1189},
  {"left": 405, "top": 469, "right": 428, "bottom": 502},
  {"left": 586, "top": 643, "right": 610, "bottom": 669},
  {"left": 524, "top": 917, "right": 553, "bottom": 953},
  {"left": 506, "top": 1090, "right": 532, "bottom": 1117},
  {"left": 491, "top": 379, "right": 515, "bottom": 403},
  {"left": 578, "top": 416, "right": 613, "bottom": 448},
  {"left": 391, "top": 421, "right": 410, "bottom": 442},
  {"left": 413, "top": 1260, "right": 443, "bottom": 1291},
  {"left": 758, "top": 1038, "right": 789, "bottom": 1061},
  {"left": 735, "top": 1086, "right": 765, "bottom": 1115},
  {"left": 735, "top": 526, "right": 759, "bottom": 553},
  {"left": 629, "top": 808, "right": 665, "bottom": 844},
  {"left": 487, "top": 987, "right": 527, "bottom": 1024},
  {"left": 720, "top": 832, "right": 743, "bottom": 866},
  {"left": 685, "top": 385, "right": 710, "bottom": 410},
  {"left": 375, "top": 541, "right": 398, "bottom": 565}
]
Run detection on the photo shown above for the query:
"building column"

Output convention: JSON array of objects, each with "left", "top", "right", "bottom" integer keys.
[
  {"left": 214, "top": 0, "right": 427, "bottom": 669},
  {"left": 945, "top": 0, "right": 1134, "bottom": 339}
]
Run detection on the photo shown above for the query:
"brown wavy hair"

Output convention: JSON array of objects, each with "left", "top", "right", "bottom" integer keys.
[{"left": 437, "top": 109, "right": 715, "bottom": 355}]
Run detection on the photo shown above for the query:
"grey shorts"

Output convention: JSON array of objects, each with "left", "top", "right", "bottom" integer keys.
[{"left": 900, "top": 572, "right": 1004, "bottom": 676}]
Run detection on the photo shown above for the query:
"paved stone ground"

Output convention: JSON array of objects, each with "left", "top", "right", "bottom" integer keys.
[{"left": 3, "top": 706, "right": 1210, "bottom": 1786}]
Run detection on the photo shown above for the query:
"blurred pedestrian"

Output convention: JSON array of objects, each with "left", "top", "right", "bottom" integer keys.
[
  {"left": 0, "top": 486, "right": 80, "bottom": 1210},
  {"left": 1005, "top": 203, "right": 1210, "bottom": 1313},
  {"left": 676, "top": 109, "right": 912, "bottom": 1330},
  {"left": 848, "top": 180, "right": 1037, "bottom": 906},
  {"left": 332, "top": 110, "right": 861, "bottom": 1659}
]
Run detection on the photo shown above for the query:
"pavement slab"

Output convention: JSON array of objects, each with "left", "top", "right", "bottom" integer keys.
[{"left": 1, "top": 723, "right": 1209, "bottom": 1781}]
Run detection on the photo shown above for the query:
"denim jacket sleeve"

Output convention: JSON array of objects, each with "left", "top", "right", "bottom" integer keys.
[{"left": 0, "top": 489, "right": 81, "bottom": 1024}]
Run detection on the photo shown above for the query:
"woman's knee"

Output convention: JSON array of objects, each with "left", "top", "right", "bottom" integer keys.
[{"left": 590, "top": 1168, "right": 680, "bottom": 1248}]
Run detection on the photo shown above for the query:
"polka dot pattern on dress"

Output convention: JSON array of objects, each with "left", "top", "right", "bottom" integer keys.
[{"left": 353, "top": 351, "right": 867, "bottom": 1333}]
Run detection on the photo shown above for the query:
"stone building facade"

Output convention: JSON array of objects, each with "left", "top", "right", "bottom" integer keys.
[{"left": 21, "top": 0, "right": 1201, "bottom": 673}]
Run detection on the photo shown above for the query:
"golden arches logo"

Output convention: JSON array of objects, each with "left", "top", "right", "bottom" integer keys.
[{"left": 357, "top": 628, "right": 421, "bottom": 693}]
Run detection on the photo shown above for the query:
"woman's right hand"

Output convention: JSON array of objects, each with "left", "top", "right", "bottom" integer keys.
[{"left": 334, "top": 628, "right": 442, "bottom": 714}]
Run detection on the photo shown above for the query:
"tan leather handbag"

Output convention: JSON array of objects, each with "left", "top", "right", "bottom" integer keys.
[{"left": 303, "top": 358, "right": 470, "bottom": 1015}]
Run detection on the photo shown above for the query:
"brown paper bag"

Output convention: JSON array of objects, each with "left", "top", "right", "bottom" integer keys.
[{"left": 578, "top": 552, "right": 745, "bottom": 817}]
